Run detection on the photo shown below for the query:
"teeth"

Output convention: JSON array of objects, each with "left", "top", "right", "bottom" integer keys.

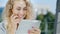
[
  {"left": 19, "top": 16, "right": 21, "bottom": 17},
  {"left": 18, "top": 15, "right": 22, "bottom": 17}
]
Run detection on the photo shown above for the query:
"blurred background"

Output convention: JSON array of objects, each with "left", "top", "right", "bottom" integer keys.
[{"left": 0, "top": 0, "right": 57, "bottom": 34}]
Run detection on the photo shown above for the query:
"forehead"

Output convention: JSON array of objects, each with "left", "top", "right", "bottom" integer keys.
[{"left": 14, "top": 0, "right": 26, "bottom": 7}]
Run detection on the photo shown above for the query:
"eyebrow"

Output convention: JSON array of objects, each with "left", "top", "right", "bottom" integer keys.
[
  {"left": 16, "top": 6, "right": 27, "bottom": 9},
  {"left": 17, "top": 7, "right": 21, "bottom": 8}
]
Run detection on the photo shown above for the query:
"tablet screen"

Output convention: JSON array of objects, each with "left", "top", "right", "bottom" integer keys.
[{"left": 17, "top": 20, "right": 41, "bottom": 34}]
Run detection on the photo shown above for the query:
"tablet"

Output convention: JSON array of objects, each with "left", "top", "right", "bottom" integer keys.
[{"left": 17, "top": 20, "right": 41, "bottom": 34}]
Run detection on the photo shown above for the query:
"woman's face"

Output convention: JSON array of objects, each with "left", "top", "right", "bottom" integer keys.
[{"left": 12, "top": 0, "right": 27, "bottom": 19}]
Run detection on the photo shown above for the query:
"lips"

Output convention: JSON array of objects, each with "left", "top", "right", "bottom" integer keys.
[
  {"left": 19, "top": 16, "right": 22, "bottom": 18},
  {"left": 18, "top": 14, "right": 23, "bottom": 18}
]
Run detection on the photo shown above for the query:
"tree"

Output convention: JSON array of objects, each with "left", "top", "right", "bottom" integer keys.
[{"left": 36, "top": 10, "right": 55, "bottom": 34}]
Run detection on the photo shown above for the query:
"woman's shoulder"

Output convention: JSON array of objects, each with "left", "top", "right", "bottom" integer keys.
[
  {"left": 0, "top": 22, "right": 4, "bottom": 28},
  {"left": 0, "top": 21, "right": 5, "bottom": 28},
  {"left": 0, "top": 21, "right": 6, "bottom": 34},
  {"left": 0, "top": 21, "right": 6, "bottom": 30}
]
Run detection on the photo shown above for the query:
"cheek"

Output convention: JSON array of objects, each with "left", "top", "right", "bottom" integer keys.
[
  {"left": 24, "top": 11, "right": 26, "bottom": 14},
  {"left": 19, "top": 11, "right": 26, "bottom": 16},
  {"left": 18, "top": 11, "right": 27, "bottom": 18},
  {"left": 24, "top": 11, "right": 27, "bottom": 16},
  {"left": 12, "top": 9, "right": 19, "bottom": 14},
  {"left": 24, "top": 11, "right": 27, "bottom": 18}
]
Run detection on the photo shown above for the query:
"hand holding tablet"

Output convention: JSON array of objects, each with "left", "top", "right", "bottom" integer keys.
[{"left": 17, "top": 20, "right": 41, "bottom": 34}]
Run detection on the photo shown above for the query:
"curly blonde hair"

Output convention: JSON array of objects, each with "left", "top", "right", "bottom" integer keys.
[
  {"left": 2, "top": 0, "right": 34, "bottom": 20},
  {"left": 2, "top": 0, "right": 34, "bottom": 33}
]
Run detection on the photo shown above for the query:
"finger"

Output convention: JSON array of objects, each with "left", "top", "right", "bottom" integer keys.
[
  {"left": 11, "top": 15, "right": 19, "bottom": 20},
  {"left": 29, "top": 29, "right": 40, "bottom": 34},
  {"left": 33, "top": 32, "right": 40, "bottom": 34},
  {"left": 15, "top": 19, "right": 20, "bottom": 23},
  {"left": 10, "top": 14, "right": 15, "bottom": 19},
  {"left": 31, "top": 28, "right": 40, "bottom": 34},
  {"left": 11, "top": 14, "right": 19, "bottom": 19},
  {"left": 14, "top": 15, "right": 19, "bottom": 19},
  {"left": 32, "top": 27, "right": 41, "bottom": 32},
  {"left": 10, "top": 14, "right": 20, "bottom": 24},
  {"left": 29, "top": 29, "right": 35, "bottom": 33},
  {"left": 29, "top": 30, "right": 37, "bottom": 34},
  {"left": 29, "top": 33, "right": 34, "bottom": 34}
]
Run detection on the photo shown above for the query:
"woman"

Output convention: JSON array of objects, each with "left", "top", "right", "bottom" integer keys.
[{"left": 0, "top": 0, "right": 41, "bottom": 34}]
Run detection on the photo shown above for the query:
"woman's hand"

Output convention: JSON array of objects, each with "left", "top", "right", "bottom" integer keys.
[
  {"left": 28, "top": 27, "right": 41, "bottom": 34},
  {"left": 7, "top": 14, "right": 20, "bottom": 34},
  {"left": 10, "top": 14, "right": 20, "bottom": 31},
  {"left": 11, "top": 14, "right": 20, "bottom": 24}
]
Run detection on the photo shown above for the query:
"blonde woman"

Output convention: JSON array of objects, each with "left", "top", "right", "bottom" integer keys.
[{"left": 0, "top": 0, "right": 41, "bottom": 34}]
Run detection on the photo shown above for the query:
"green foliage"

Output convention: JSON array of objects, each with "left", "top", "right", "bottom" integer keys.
[
  {"left": 36, "top": 14, "right": 44, "bottom": 21},
  {"left": 40, "top": 21, "right": 45, "bottom": 30},
  {"left": 48, "top": 23, "right": 54, "bottom": 30},
  {"left": 36, "top": 10, "right": 55, "bottom": 34},
  {"left": 47, "top": 11, "right": 55, "bottom": 22}
]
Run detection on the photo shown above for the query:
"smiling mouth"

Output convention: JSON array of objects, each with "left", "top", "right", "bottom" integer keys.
[
  {"left": 17, "top": 14, "right": 22, "bottom": 18},
  {"left": 19, "top": 15, "right": 24, "bottom": 18}
]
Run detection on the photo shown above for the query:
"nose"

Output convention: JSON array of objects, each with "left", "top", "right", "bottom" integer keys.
[{"left": 18, "top": 10, "right": 24, "bottom": 16}]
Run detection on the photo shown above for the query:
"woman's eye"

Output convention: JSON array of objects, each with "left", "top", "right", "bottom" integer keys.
[
  {"left": 23, "top": 8, "right": 27, "bottom": 11},
  {"left": 17, "top": 7, "right": 21, "bottom": 11},
  {"left": 17, "top": 8, "right": 21, "bottom": 11}
]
